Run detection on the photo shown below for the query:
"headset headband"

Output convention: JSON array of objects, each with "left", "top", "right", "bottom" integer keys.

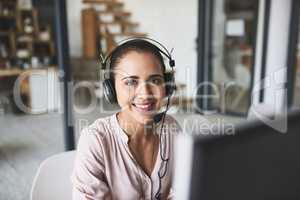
[{"left": 100, "top": 36, "right": 175, "bottom": 70}]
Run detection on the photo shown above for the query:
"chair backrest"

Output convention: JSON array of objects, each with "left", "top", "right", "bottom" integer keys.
[
  {"left": 247, "top": 103, "right": 276, "bottom": 121},
  {"left": 30, "top": 150, "right": 76, "bottom": 200}
]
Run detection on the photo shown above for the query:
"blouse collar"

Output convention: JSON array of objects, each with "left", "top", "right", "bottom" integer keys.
[
  {"left": 112, "top": 113, "right": 130, "bottom": 143},
  {"left": 112, "top": 113, "right": 164, "bottom": 144}
]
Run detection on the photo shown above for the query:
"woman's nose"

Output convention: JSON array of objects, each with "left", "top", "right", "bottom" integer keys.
[{"left": 136, "top": 82, "right": 153, "bottom": 97}]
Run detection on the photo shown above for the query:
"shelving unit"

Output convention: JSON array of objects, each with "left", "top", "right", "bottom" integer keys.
[
  {"left": 0, "top": 1, "right": 57, "bottom": 113},
  {"left": 0, "top": 0, "right": 56, "bottom": 70},
  {"left": 0, "top": 0, "right": 16, "bottom": 68}
]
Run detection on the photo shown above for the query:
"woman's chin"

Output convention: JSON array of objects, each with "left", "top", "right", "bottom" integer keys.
[
  {"left": 130, "top": 105, "right": 159, "bottom": 122},
  {"left": 120, "top": 104, "right": 161, "bottom": 125},
  {"left": 132, "top": 113, "right": 155, "bottom": 125}
]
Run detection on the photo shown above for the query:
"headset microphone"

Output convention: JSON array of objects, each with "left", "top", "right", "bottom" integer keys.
[{"left": 153, "top": 112, "right": 165, "bottom": 123}]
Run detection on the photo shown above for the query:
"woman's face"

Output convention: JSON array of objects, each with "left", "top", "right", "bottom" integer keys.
[{"left": 114, "top": 51, "right": 166, "bottom": 125}]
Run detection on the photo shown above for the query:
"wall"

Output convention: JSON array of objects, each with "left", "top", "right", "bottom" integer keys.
[
  {"left": 66, "top": 0, "right": 198, "bottom": 97},
  {"left": 252, "top": 0, "right": 291, "bottom": 109},
  {"left": 264, "top": 0, "right": 291, "bottom": 110}
]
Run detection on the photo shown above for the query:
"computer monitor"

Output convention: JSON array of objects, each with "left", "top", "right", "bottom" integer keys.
[{"left": 173, "top": 110, "right": 300, "bottom": 200}]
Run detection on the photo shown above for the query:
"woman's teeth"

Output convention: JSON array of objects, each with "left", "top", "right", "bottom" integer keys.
[{"left": 132, "top": 103, "right": 154, "bottom": 111}]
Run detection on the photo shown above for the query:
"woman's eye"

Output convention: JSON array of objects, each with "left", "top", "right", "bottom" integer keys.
[
  {"left": 150, "top": 78, "right": 163, "bottom": 85},
  {"left": 125, "top": 79, "right": 138, "bottom": 86}
]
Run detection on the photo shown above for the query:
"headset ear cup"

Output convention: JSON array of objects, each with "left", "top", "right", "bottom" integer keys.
[
  {"left": 164, "top": 72, "right": 176, "bottom": 96},
  {"left": 103, "top": 79, "right": 117, "bottom": 104}
]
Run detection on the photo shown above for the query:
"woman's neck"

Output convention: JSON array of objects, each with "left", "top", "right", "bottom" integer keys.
[{"left": 117, "top": 112, "right": 156, "bottom": 140}]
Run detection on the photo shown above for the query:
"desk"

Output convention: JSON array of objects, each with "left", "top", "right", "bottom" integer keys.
[
  {"left": 0, "top": 67, "right": 57, "bottom": 78},
  {"left": 0, "top": 68, "right": 23, "bottom": 77}
]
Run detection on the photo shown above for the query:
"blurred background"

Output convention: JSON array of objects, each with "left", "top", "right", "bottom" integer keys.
[{"left": 0, "top": 0, "right": 299, "bottom": 199}]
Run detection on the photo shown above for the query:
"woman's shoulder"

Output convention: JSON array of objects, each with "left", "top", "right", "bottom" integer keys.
[
  {"left": 164, "top": 114, "right": 178, "bottom": 123},
  {"left": 164, "top": 114, "right": 182, "bottom": 134},
  {"left": 80, "top": 114, "right": 116, "bottom": 139},
  {"left": 77, "top": 114, "right": 117, "bottom": 154}
]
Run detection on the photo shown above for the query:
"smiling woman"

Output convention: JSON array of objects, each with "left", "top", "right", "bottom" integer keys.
[
  {"left": 114, "top": 51, "right": 166, "bottom": 124},
  {"left": 71, "top": 38, "right": 182, "bottom": 200}
]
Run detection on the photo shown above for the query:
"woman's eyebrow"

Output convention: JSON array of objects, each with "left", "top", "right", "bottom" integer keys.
[
  {"left": 121, "top": 74, "right": 164, "bottom": 80},
  {"left": 121, "top": 75, "right": 139, "bottom": 80},
  {"left": 149, "top": 74, "right": 164, "bottom": 78}
]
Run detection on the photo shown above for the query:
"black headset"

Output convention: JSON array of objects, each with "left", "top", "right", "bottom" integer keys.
[{"left": 100, "top": 37, "right": 176, "bottom": 105}]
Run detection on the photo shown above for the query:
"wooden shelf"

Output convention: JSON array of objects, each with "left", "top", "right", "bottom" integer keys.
[
  {"left": 99, "top": 20, "right": 139, "bottom": 27},
  {"left": 0, "top": 66, "right": 57, "bottom": 77},
  {"left": 97, "top": 10, "right": 131, "bottom": 17},
  {"left": 83, "top": 0, "right": 123, "bottom": 6},
  {"left": 0, "top": 14, "right": 15, "bottom": 19},
  {"left": 101, "top": 32, "right": 147, "bottom": 37},
  {"left": 0, "top": 68, "right": 23, "bottom": 77}
]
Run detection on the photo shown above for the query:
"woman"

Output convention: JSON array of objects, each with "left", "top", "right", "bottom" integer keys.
[{"left": 71, "top": 38, "right": 182, "bottom": 200}]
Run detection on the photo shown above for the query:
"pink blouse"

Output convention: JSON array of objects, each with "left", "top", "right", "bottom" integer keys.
[{"left": 71, "top": 113, "right": 181, "bottom": 200}]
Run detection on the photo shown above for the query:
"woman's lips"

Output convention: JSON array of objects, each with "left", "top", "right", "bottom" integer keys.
[{"left": 132, "top": 102, "right": 155, "bottom": 112}]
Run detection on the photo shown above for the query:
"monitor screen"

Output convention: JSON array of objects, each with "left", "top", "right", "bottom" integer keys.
[{"left": 174, "top": 111, "right": 300, "bottom": 200}]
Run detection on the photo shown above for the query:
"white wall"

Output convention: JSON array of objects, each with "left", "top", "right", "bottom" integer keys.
[
  {"left": 250, "top": 0, "right": 291, "bottom": 132},
  {"left": 66, "top": 0, "right": 198, "bottom": 97},
  {"left": 264, "top": 0, "right": 291, "bottom": 109},
  {"left": 252, "top": 0, "right": 291, "bottom": 110}
]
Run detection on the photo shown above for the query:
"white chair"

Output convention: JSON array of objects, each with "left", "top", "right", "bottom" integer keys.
[
  {"left": 30, "top": 150, "right": 76, "bottom": 200},
  {"left": 247, "top": 103, "right": 275, "bottom": 120}
]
